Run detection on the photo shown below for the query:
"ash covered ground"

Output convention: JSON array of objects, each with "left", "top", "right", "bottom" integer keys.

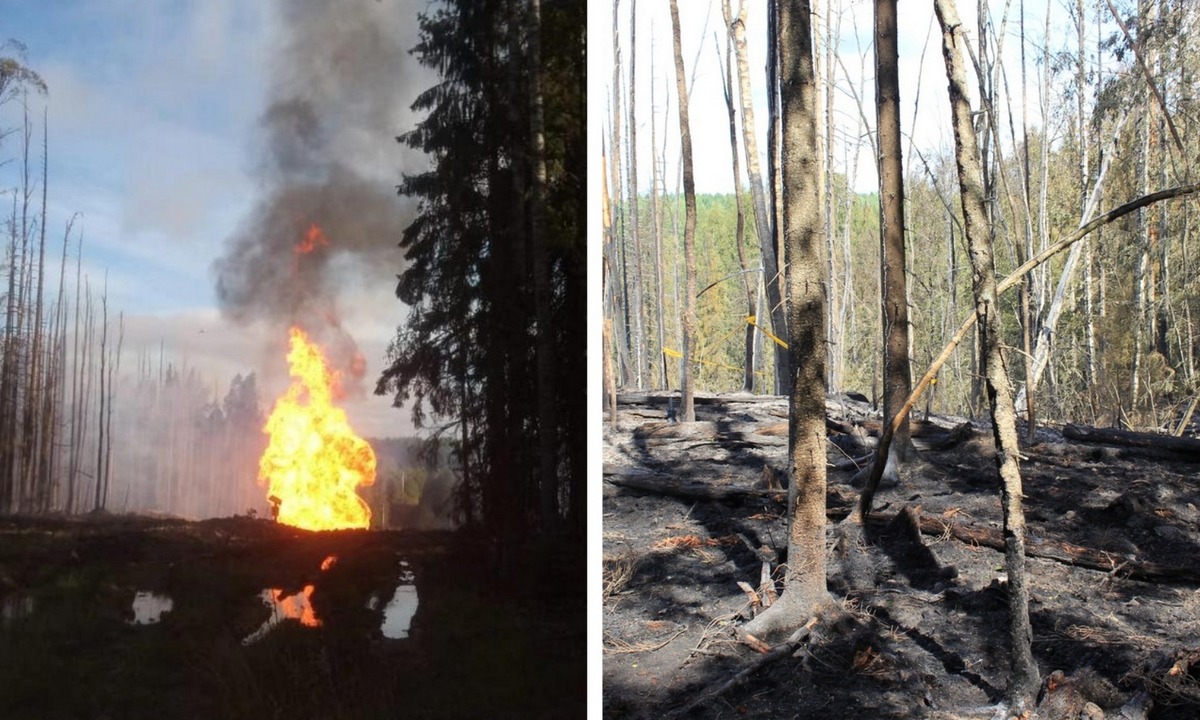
[{"left": 603, "top": 392, "right": 1200, "bottom": 719}]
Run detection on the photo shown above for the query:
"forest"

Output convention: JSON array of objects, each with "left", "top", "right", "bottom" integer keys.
[
  {"left": 602, "top": 0, "right": 1200, "bottom": 718},
  {"left": 605, "top": 1, "right": 1200, "bottom": 430},
  {"left": 0, "top": 1, "right": 584, "bottom": 717}
]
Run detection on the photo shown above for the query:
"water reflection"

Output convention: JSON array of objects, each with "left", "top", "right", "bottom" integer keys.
[
  {"left": 242, "top": 585, "right": 321, "bottom": 645},
  {"left": 378, "top": 560, "right": 418, "bottom": 640},
  {"left": 129, "top": 592, "right": 173, "bottom": 625}
]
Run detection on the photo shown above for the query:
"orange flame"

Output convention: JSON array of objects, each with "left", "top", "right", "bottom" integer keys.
[
  {"left": 295, "top": 223, "right": 329, "bottom": 254},
  {"left": 258, "top": 327, "right": 376, "bottom": 531},
  {"left": 270, "top": 585, "right": 320, "bottom": 627}
]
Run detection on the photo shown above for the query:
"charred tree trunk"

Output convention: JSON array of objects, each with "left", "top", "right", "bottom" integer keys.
[
  {"left": 731, "top": 1, "right": 788, "bottom": 394},
  {"left": 626, "top": 0, "right": 645, "bottom": 390},
  {"left": 650, "top": 50, "right": 667, "bottom": 390},
  {"left": 668, "top": 0, "right": 698, "bottom": 423},
  {"left": 93, "top": 276, "right": 108, "bottom": 512},
  {"left": 719, "top": 0, "right": 757, "bottom": 394},
  {"left": 741, "top": 0, "right": 832, "bottom": 642},
  {"left": 874, "top": 0, "right": 913, "bottom": 476},
  {"left": 935, "top": 0, "right": 1039, "bottom": 705}
]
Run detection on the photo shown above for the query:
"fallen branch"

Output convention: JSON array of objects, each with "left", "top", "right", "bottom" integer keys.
[
  {"left": 872, "top": 509, "right": 1200, "bottom": 584},
  {"left": 859, "top": 182, "right": 1200, "bottom": 519},
  {"left": 665, "top": 618, "right": 819, "bottom": 719},
  {"left": 604, "top": 473, "right": 785, "bottom": 503},
  {"left": 603, "top": 626, "right": 689, "bottom": 655}
]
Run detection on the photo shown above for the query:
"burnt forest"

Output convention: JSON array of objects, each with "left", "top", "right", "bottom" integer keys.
[
  {"left": 602, "top": 1, "right": 1200, "bottom": 717},
  {"left": 0, "top": 1, "right": 584, "bottom": 718}
]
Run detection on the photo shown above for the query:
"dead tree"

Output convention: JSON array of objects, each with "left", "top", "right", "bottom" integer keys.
[
  {"left": 717, "top": 1, "right": 757, "bottom": 393},
  {"left": 729, "top": 0, "right": 788, "bottom": 394},
  {"left": 740, "top": 0, "right": 832, "bottom": 642},
  {"left": 874, "top": 0, "right": 913, "bottom": 475},
  {"left": 668, "top": 0, "right": 698, "bottom": 422},
  {"left": 935, "top": 0, "right": 1039, "bottom": 705}
]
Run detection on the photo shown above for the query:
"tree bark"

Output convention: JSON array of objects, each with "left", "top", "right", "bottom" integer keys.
[
  {"left": 668, "top": 0, "right": 697, "bottom": 423},
  {"left": 650, "top": 31, "right": 667, "bottom": 390},
  {"left": 609, "top": 0, "right": 633, "bottom": 388},
  {"left": 874, "top": 0, "right": 913, "bottom": 477},
  {"left": 718, "top": 0, "right": 757, "bottom": 394},
  {"left": 934, "top": 0, "right": 1040, "bottom": 705},
  {"left": 626, "top": 0, "right": 646, "bottom": 389},
  {"left": 730, "top": 1, "right": 788, "bottom": 394},
  {"left": 741, "top": 0, "right": 832, "bottom": 642}
]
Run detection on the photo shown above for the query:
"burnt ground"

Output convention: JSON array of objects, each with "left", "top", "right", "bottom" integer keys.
[
  {"left": 0, "top": 515, "right": 584, "bottom": 719},
  {"left": 603, "top": 392, "right": 1200, "bottom": 719}
]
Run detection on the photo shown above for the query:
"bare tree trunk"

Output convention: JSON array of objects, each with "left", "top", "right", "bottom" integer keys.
[
  {"left": 78, "top": 282, "right": 94, "bottom": 512},
  {"left": 102, "top": 312, "right": 122, "bottom": 509},
  {"left": 602, "top": 146, "right": 618, "bottom": 427},
  {"left": 741, "top": 0, "right": 832, "bottom": 642},
  {"left": 65, "top": 235, "right": 83, "bottom": 514},
  {"left": 24, "top": 110, "right": 48, "bottom": 512},
  {"left": 668, "top": 0, "right": 698, "bottom": 423},
  {"left": 730, "top": 0, "right": 788, "bottom": 394},
  {"left": 767, "top": 0, "right": 784, "bottom": 364},
  {"left": 935, "top": 0, "right": 1039, "bottom": 705},
  {"left": 650, "top": 49, "right": 668, "bottom": 389},
  {"left": 1077, "top": 0, "right": 1097, "bottom": 404},
  {"left": 609, "top": 0, "right": 633, "bottom": 388},
  {"left": 626, "top": 0, "right": 646, "bottom": 390},
  {"left": 40, "top": 198, "right": 73, "bottom": 513},
  {"left": 1017, "top": 0, "right": 1038, "bottom": 439},
  {"left": 93, "top": 275, "right": 107, "bottom": 511},
  {"left": 875, "top": 0, "right": 913, "bottom": 475},
  {"left": 822, "top": 0, "right": 838, "bottom": 392},
  {"left": 718, "top": 1, "right": 757, "bottom": 394}
]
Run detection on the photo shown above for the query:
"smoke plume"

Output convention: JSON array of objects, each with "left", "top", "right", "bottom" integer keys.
[{"left": 213, "top": 0, "right": 423, "bottom": 390}]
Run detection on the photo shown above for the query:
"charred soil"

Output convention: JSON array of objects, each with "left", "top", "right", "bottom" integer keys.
[
  {"left": 0, "top": 515, "right": 584, "bottom": 719},
  {"left": 603, "top": 392, "right": 1200, "bottom": 719}
]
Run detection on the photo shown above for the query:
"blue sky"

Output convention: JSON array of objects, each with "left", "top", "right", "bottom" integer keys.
[
  {"left": 0, "top": 0, "right": 427, "bottom": 437},
  {"left": 2, "top": 0, "right": 268, "bottom": 313}
]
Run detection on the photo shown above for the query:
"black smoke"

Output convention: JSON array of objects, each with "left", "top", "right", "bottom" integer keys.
[{"left": 212, "top": 0, "right": 423, "bottom": 390}]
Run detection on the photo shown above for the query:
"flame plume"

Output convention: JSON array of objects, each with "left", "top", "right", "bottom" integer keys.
[{"left": 259, "top": 327, "right": 376, "bottom": 530}]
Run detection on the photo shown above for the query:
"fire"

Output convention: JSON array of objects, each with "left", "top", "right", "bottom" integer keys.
[
  {"left": 258, "top": 326, "right": 376, "bottom": 530},
  {"left": 295, "top": 223, "right": 329, "bottom": 254}
]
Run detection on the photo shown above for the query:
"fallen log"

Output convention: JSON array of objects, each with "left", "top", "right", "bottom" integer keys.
[
  {"left": 603, "top": 472, "right": 785, "bottom": 503},
  {"left": 604, "top": 469, "right": 861, "bottom": 511},
  {"left": 615, "top": 391, "right": 786, "bottom": 407},
  {"left": 871, "top": 509, "right": 1200, "bottom": 585},
  {"left": 1063, "top": 423, "right": 1200, "bottom": 461}
]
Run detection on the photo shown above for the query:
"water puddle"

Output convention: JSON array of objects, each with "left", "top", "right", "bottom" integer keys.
[
  {"left": 241, "top": 556, "right": 418, "bottom": 644},
  {"left": 242, "top": 555, "right": 337, "bottom": 645},
  {"left": 376, "top": 560, "right": 418, "bottom": 640},
  {"left": 128, "top": 592, "right": 173, "bottom": 625},
  {"left": 242, "top": 585, "right": 321, "bottom": 645}
]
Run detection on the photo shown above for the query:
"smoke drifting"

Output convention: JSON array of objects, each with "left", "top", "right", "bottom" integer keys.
[{"left": 213, "top": 0, "right": 422, "bottom": 390}]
